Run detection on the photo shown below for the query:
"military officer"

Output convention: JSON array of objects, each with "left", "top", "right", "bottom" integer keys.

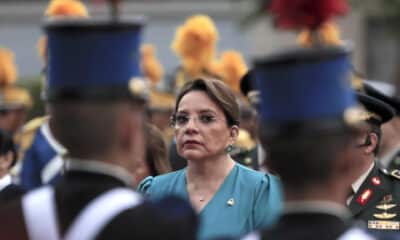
[
  {"left": 359, "top": 81, "right": 400, "bottom": 170},
  {"left": 347, "top": 87, "right": 400, "bottom": 233},
  {"left": 237, "top": 70, "right": 268, "bottom": 172},
  {"left": 0, "top": 6, "right": 197, "bottom": 240}
]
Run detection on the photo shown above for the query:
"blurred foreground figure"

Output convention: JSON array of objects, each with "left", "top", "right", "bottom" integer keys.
[
  {"left": 18, "top": 0, "right": 89, "bottom": 190},
  {"left": 243, "top": 0, "right": 375, "bottom": 239},
  {"left": 0, "top": 11, "right": 197, "bottom": 240},
  {"left": 250, "top": 47, "right": 372, "bottom": 240}
]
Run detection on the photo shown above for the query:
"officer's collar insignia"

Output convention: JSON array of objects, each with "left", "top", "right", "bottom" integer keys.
[
  {"left": 368, "top": 220, "right": 400, "bottom": 230},
  {"left": 390, "top": 169, "right": 400, "bottom": 180},
  {"left": 357, "top": 189, "right": 373, "bottom": 206},
  {"left": 371, "top": 176, "right": 381, "bottom": 186},
  {"left": 374, "top": 195, "right": 397, "bottom": 220},
  {"left": 376, "top": 204, "right": 396, "bottom": 211},
  {"left": 373, "top": 212, "right": 397, "bottom": 220}
]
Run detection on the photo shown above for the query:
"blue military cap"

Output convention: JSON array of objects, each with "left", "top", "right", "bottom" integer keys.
[
  {"left": 44, "top": 19, "right": 147, "bottom": 102},
  {"left": 253, "top": 47, "right": 360, "bottom": 134}
]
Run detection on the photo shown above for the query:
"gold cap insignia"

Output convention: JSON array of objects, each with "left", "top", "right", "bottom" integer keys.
[{"left": 129, "top": 77, "right": 149, "bottom": 99}]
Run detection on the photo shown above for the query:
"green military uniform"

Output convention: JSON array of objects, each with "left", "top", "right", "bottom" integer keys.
[
  {"left": 230, "top": 145, "right": 259, "bottom": 170},
  {"left": 382, "top": 147, "right": 400, "bottom": 171},
  {"left": 350, "top": 82, "right": 400, "bottom": 233},
  {"left": 349, "top": 164, "right": 400, "bottom": 232}
]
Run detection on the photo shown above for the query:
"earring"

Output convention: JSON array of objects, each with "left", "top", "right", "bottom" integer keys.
[{"left": 225, "top": 144, "right": 233, "bottom": 153}]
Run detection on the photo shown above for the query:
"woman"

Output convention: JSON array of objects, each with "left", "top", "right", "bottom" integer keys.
[
  {"left": 133, "top": 123, "right": 172, "bottom": 185},
  {"left": 139, "top": 79, "right": 282, "bottom": 239}
]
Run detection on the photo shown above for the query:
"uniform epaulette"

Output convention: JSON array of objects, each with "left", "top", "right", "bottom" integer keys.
[
  {"left": 18, "top": 116, "right": 50, "bottom": 161},
  {"left": 389, "top": 169, "right": 400, "bottom": 180},
  {"left": 22, "top": 116, "right": 49, "bottom": 133}
]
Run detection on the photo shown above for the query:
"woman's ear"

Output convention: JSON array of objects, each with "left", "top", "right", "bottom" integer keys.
[{"left": 230, "top": 125, "right": 239, "bottom": 142}]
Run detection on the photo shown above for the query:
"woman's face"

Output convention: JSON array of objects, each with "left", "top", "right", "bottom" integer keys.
[{"left": 175, "top": 90, "right": 235, "bottom": 161}]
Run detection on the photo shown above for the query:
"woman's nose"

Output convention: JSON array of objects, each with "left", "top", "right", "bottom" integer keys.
[{"left": 184, "top": 117, "right": 199, "bottom": 133}]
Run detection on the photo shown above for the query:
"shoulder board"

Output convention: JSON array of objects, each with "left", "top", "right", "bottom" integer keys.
[
  {"left": 22, "top": 116, "right": 49, "bottom": 133},
  {"left": 389, "top": 169, "right": 400, "bottom": 180},
  {"left": 18, "top": 116, "right": 49, "bottom": 161}
]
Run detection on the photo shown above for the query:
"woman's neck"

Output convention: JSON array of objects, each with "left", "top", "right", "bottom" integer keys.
[
  {"left": 186, "top": 154, "right": 235, "bottom": 186},
  {"left": 185, "top": 154, "right": 236, "bottom": 212}
]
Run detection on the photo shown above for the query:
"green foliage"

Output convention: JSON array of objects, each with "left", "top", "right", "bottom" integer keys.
[{"left": 17, "top": 76, "right": 45, "bottom": 121}]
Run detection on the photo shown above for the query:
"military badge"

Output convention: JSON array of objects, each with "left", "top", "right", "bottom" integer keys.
[
  {"left": 356, "top": 189, "right": 373, "bottom": 206},
  {"left": 371, "top": 176, "right": 381, "bottom": 186},
  {"left": 368, "top": 220, "right": 400, "bottom": 230},
  {"left": 373, "top": 212, "right": 397, "bottom": 220},
  {"left": 390, "top": 169, "right": 400, "bottom": 180},
  {"left": 373, "top": 195, "right": 397, "bottom": 220}
]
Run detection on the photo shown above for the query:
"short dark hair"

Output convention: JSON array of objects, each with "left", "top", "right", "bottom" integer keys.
[
  {"left": 50, "top": 101, "right": 143, "bottom": 159},
  {"left": 366, "top": 121, "right": 382, "bottom": 156},
  {"left": 261, "top": 128, "right": 355, "bottom": 190},
  {"left": 173, "top": 79, "right": 240, "bottom": 127},
  {"left": 0, "top": 131, "right": 17, "bottom": 168}
]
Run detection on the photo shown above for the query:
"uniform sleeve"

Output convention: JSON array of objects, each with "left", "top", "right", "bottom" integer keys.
[
  {"left": 253, "top": 174, "right": 283, "bottom": 229},
  {"left": 137, "top": 176, "right": 154, "bottom": 195},
  {"left": 20, "top": 145, "right": 42, "bottom": 191}
]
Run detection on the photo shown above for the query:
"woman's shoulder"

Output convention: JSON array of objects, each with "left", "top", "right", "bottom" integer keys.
[
  {"left": 137, "top": 169, "right": 185, "bottom": 193},
  {"left": 235, "top": 164, "right": 280, "bottom": 187}
]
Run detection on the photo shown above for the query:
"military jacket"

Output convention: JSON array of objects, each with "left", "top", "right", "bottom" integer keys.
[{"left": 349, "top": 165, "right": 400, "bottom": 232}]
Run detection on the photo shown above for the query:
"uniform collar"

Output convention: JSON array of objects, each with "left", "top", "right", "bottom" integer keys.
[
  {"left": 40, "top": 120, "right": 67, "bottom": 155},
  {"left": 0, "top": 174, "right": 12, "bottom": 191},
  {"left": 352, "top": 161, "right": 375, "bottom": 194},
  {"left": 348, "top": 163, "right": 391, "bottom": 216},
  {"left": 65, "top": 159, "right": 133, "bottom": 187},
  {"left": 284, "top": 200, "right": 352, "bottom": 220}
]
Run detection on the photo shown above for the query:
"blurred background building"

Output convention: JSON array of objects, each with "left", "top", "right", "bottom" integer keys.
[{"left": 0, "top": 0, "right": 399, "bottom": 118}]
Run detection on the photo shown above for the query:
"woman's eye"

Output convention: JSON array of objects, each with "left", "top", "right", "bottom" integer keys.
[
  {"left": 176, "top": 115, "right": 189, "bottom": 124},
  {"left": 199, "top": 115, "right": 215, "bottom": 124}
]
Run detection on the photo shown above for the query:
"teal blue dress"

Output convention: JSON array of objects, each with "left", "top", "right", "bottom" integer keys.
[{"left": 138, "top": 164, "right": 283, "bottom": 240}]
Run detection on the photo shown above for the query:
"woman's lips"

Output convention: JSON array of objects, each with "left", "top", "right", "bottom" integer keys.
[{"left": 183, "top": 140, "right": 202, "bottom": 147}]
